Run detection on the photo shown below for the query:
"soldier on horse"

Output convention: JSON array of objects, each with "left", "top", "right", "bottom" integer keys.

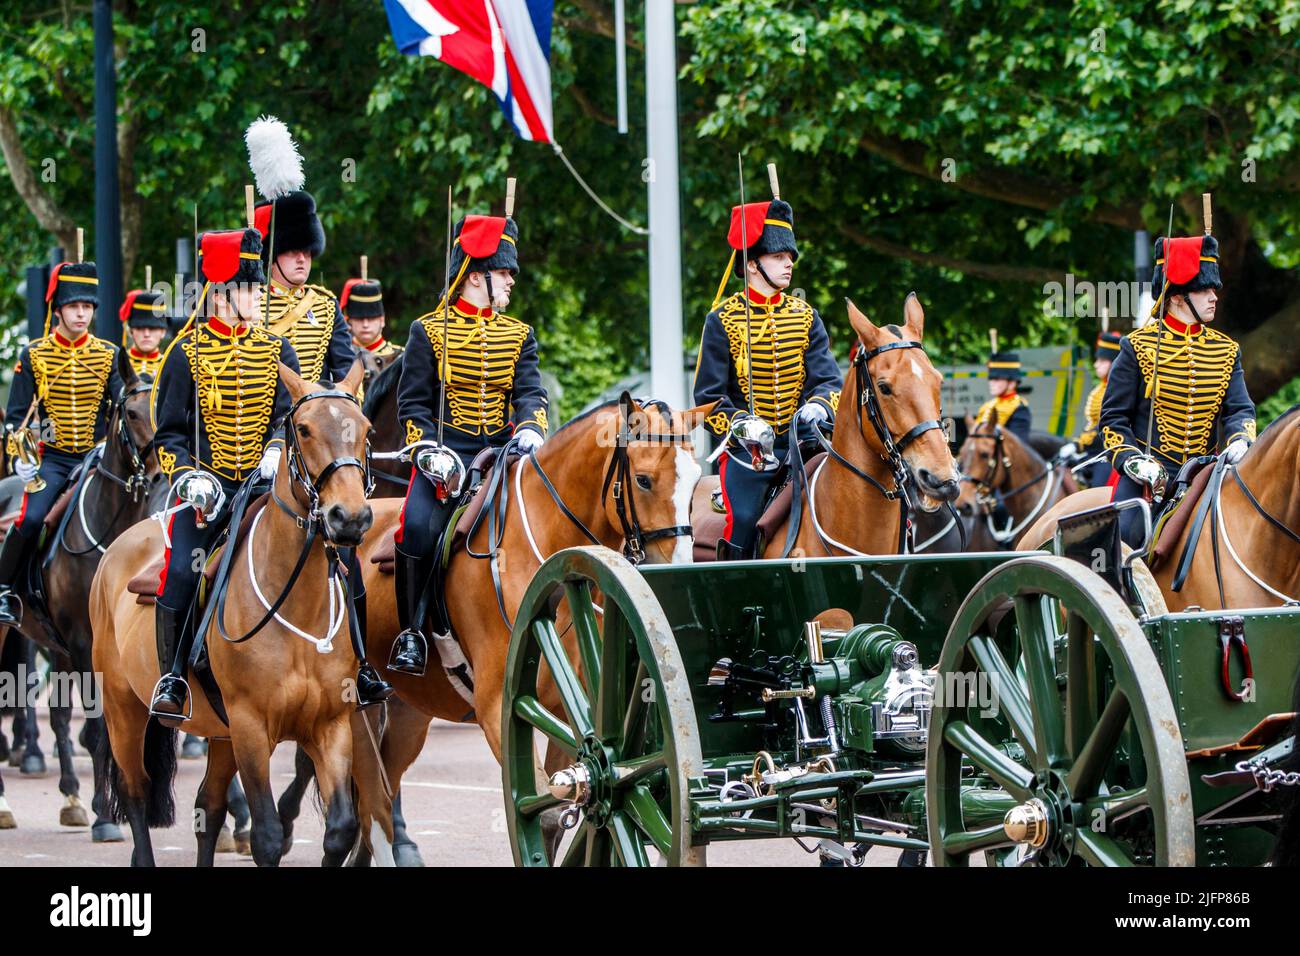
[
  {"left": 0, "top": 260, "right": 122, "bottom": 626},
  {"left": 119, "top": 287, "right": 170, "bottom": 379},
  {"left": 388, "top": 210, "right": 550, "bottom": 677},
  {"left": 693, "top": 183, "right": 841, "bottom": 560},
  {"left": 341, "top": 273, "right": 402, "bottom": 360},
  {"left": 148, "top": 226, "right": 392, "bottom": 721},
  {"left": 1100, "top": 232, "right": 1256, "bottom": 548},
  {"left": 974, "top": 351, "right": 1032, "bottom": 442}
]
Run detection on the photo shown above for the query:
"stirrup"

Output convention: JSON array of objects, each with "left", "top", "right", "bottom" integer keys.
[
  {"left": 0, "top": 591, "right": 24, "bottom": 628},
  {"left": 148, "top": 675, "right": 193, "bottom": 726},
  {"left": 387, "top": 628, "right": 428, "bottom": 676}
]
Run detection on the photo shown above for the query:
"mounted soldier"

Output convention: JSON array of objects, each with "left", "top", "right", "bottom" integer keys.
[
  {"left": 974, "top": 351, "right": 1032, "bottom": 442},
  {"left": 693, "top": 165, "right": 841, "bottom": 560},
  {"left": 247, "top": 116, "right": 356, "bottom": 386},
  {"left": 0, "top": 257, "right": 121, "bottom": 626},
  {"left": 1059, "top": 330, "right": 1122, "bottom": 488},
  {"left": 119, "top": 284, "right": 169, "bottom": 379},
  {"left": 341, "top": 267, "right": 402, "bottom": 360},
  {"left": 1100, "top": 221, "right": 1255, "bottom": 548},
  {"left": 148, "top": 225, "right": 393, "bottom": 721},
  {"left": 389, "top": 192, "right": 549, "bottom": 677}
]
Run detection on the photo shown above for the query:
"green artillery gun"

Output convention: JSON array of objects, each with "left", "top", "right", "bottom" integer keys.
[{"left": 501, "top": 505, "right": 1298, "bottom": 867}]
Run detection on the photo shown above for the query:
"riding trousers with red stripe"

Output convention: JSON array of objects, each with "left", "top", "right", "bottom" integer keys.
[
  {"left": 155, "top": 474, "right": 240, "bottom": 614},
  {"left": 395, "top": 469, "right": 455, "bottom": 560},
  {"left": 719, "top": 450, "right": 783, "bottom": 555},
  {"left": 12, "top": 448, "right": 82, "bottom": 539}
]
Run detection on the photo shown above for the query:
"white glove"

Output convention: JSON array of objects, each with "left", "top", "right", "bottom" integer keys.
[
  {"left": 14, "top": 460, "right": 37, "bottom": 483},
  {"left": 258, "top": 444, "right": 282, "bottom": 480},
  {"left": 1058, "top": 442, "right": 1078, "bottom": 461},
  {"left": 797, "top": 403, "right": 829, "bottom": 425},
  {"left": 516, "top": 428, "right": 544, "bottom": 454},
  {"left": 1223, "top": 438, "right": 1249, "bottom": 465}
]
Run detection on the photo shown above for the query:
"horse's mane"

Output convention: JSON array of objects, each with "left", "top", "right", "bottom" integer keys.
[
  {"left": 361, "top": 351, "right": 405, "bottom": 419},
  {"left": 1255, "top": 402, "right": 1300, "bottom": 445}
]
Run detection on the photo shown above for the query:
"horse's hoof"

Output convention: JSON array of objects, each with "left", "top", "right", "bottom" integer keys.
[
  {"left": 20, "top": 753, "right": 45, "bottom": 775},
  {"left": 0, "top": 799, "right": 14, "bottom": 829},
  {"left": 0, "top": 738, "right": 9, "bottom": 761},
  {"left": 60, "top": 797, "right": 89, "bottom": 827},
  {"left": 215, "top": 826, "right": 236, "bottom": 854},
  {"left": 7, "top": 750, "right": 21, "bottom": 767},
  {"left": 180, "top": 735, "right": 206, "bottom": 760},
  {"left": 235, "top": 829, "right": 252, "bottom": 856},
  {"left": 91, "top": 821, "right": 124, "bottom": 842},
  {"left": 394, "top": 843, "right": 425, "bottom": 868}
]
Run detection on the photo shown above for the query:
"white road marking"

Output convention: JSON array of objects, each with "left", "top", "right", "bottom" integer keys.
[{"left": 401, "top": 780, "right": 502, "bottom": 793}]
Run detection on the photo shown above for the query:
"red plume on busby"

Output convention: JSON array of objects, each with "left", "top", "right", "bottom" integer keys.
[
  {"left": 727, "top": 199, "right": 798, "bottom": 277},
  {"left": 43, "top": 261, "right": 98, "bottom": 336},
  {"left": 1151, "top": 235, "right": 1221, "bottom": 300},
  {"left": 120, "top": 289, "right": 168, "bottom": 329},
  {"left": 448, "top": 215, "right": 519, "bottom": 289},
  {"left": 199, "top": 229, "right": 266, "bottom": 286}
]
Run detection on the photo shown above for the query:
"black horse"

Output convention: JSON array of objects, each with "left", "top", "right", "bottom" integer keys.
[{"left": 0, "top": 349, "right": 162, "bottom": 841}]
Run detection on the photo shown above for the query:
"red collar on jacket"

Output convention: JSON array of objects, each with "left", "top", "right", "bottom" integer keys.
[
  {"left": 360, "top": 337, "right": 388, "bottom": 352},
  {"left": 746, "top": 286, "right": 782, "bottom": 307},
  {"left": 128, "top": 347, "right": 160, "bottom": 360},
  {"left": 454, "top": 297, "right": 494, "bottom": 319},
  {"left": 52, "top": 330, "right": 90, "bottom": 349},
  {"left": 1162, "top": 314, "right": 1203, "bottom": 336},
  {"left": 207, "top": 316, "right": 248, "bottom": 337}
]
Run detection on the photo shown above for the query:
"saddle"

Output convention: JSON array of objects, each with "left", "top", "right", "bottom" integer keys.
[
  {"left": 125, "top": 494, "right": 270, "bottom": 605},
  {"left": 693, "top": 453, "right": 826, "bottom": 562},
  {"left": 369, "top": 446, "right": 505, "bottom": 576},
  {"left": 1147, "top": 456, "right": 1217, "bottom": 572}
]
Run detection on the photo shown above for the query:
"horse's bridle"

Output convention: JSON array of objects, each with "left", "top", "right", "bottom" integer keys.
[
  {"left": 601, "top": 397, "right": 694, "bottom": 564},
  {"left": 814, "top": 341, "right": 945, "bottom": 552},
  {"left": 97, "top": 380, "right": 156, "bottom": 500},
  {"left": 273, "top": 388, "right": 376, "bottom": 532},
  {"left": 963, "top": 425, "right": 1013, "bottom": 506}
]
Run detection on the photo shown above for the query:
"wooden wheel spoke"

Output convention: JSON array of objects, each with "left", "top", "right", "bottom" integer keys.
[
  {"left": 517, "top": 791, "right": 563, "bottom": 818},
  {"left": 623, "top": 783, "right": 673, "bottom": 857},
  {"left": 1067, "top": 687, "right": 1131, "bottom": 798},
  {"left": 943, "top": 823, "right": 1014, "bottom": 856},
  {"left": 1085, "top": 786, "right": 1150, "bottom": 822},
  {"left": 613, "top": 753, "right": 668, "bottom": 790},
  {"left": 608, "top": 811, "right": 651, "bottom": 867},
  {"left": 1075, "top": 829, "right": 1135, "bottom": 867},
  {"left": 945, "top": 720, "right": 1033, "bottom": 799},
  {"left": 1064, "top": 612, "right": 1098, "bottom": 762},
  {"left": 596, "top": 600, "right": 630, "bottom": 742},
  {"left": 560, "top": 823, "right": 590, "bottom": 867},
  {"left": 533, "top": 618, "right": 594, "bottom": 740},
  {"left": 967, "top": 635, "right": 1037, "bottom": 760},
  {"left": 513, "top": 695, "right": 578, "bottom": 756},
  {"left": 1013, "top": 595, "right": 1066, "bottom": 768},
  {"left": 564, "top": 580, "right": 603, "bottom": 698}
]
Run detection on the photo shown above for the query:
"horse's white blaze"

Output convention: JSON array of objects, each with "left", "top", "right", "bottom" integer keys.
[
  {"left": 911, "top": 358, "right": 923, "bottom": 380},
  {"left": 672, "top": 447, "right": 701, "bottom": 564},
  {"left": 369, "top": 819, "right": 397, "bottom": 867}
]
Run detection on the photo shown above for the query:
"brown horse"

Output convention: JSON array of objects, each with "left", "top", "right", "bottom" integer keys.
[
  {"left": 91, "top": 361, "right": 375, "bottom": 866},
  {"left": 1019, "top": 403, "right": 1300, "bottom": 611},
  {"left": 691, "top": 294, "right": 960, "bottom": 558},
  {"left": 954, "top": 416, "right": 1076, "bottom": 550},
  {"left": 344, "top": 395, "right": 712, "bottom": 863}
]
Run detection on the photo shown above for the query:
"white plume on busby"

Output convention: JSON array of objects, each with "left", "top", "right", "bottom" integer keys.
[{"left": 245, "top": 115, "right": 304, "bottom": 201}]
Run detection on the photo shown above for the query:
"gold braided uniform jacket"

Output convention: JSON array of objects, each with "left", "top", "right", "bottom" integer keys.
[
  {"left": 693, "top": 290, "right": 841, "bottom": 444},
  {"left": 152, "top": 318, "right": 298, "bottom": 483},
  {"left": 974, "top": 392, "right": 1032, "bottom": 442},
  {"left": 127, "top": 347, "right": 164, "bottom": 380},
  {"left": 263, "top": 282, "right": 357, "bottom": 384},
  {"left": 1076, "top": 378, "right": 1107, "bottom": 453},
  {"left": 397, "top": 300, "right": 549, "bottom": 461},
  {"left": 1100, "top": 317, "right": 1256, "bottom": 473},
  {"left": 5, "top": 332, "right": 121, "bottom": 457}
]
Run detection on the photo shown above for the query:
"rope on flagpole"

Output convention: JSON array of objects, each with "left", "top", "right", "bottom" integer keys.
[{"left": 551, "top": 141, "right": 648, "bottom": 236}]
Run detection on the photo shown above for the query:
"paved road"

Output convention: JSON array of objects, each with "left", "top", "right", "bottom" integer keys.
[{"left": 0, "top": 712, "right": 907, "bottom": 867}]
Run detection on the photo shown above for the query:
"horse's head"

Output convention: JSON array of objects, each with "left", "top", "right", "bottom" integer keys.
[
  {"left": 955, "top": 416, "right": 1039, "bottom": 515},
  {"left": 277, "top": 359, "right": 374, "bottom": 547},
  {"left": 587, "top": 392, "right": 711, "bottom": 565},
  {"left": 113, "top": 346, "right": 160, "bottom": 483},
  {"left": 846, "top": 294, "right": 960, "bottom": 512}
]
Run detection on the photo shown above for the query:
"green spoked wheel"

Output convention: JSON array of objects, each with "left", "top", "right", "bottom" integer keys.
[
  {"left": 502, "top": 546, "right": 705, "bottom": 867},
  {"left": 927, "top": 555, "right": 1194, "bottom": 867}
]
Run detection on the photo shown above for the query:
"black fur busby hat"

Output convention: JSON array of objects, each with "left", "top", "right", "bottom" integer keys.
[
  {"left": 987, "top": 351, "right": 1023, "bottom": 381},
  {"left": 1152, "top": 235, "right": 1221, "bottom": 300},
  {"left": 199, "top": 228, "right": 267, "bottom": 287},
  {"left": 449, "top": 215, "right": 519, "bottom": 286},
  {"left": 46, "top": 261, "right": 99, "bottom": 311},
  {"left": 341, "top": 278, "right": 384, "bottom": 319},
  {"left": 1094, "top": 330, "right": 1122, "bottom": 361},
  {"left": 254, "top": 191, "right": 326, "bottom": 265},
  {"left": 729, "top": 199, "right": 798, "bottom": 278},
  {"left": 120, "top": 289, "right": 168, "bottom": 329}
]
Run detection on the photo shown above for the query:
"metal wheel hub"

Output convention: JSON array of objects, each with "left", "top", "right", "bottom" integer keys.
[
  {"left": 549, "top": 738, "right": 617, "bottom": 827},
  {"left": 1004, "top": 769, "right": 1076, "bottom": 864}
]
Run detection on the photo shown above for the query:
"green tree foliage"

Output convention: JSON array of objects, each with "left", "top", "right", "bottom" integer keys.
[{"left": 2, "top": 0, "right": 1299, "bottom": 419}]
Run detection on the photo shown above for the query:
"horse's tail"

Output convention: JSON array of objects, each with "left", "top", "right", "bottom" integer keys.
[
  {"left": 1270, "top": 669, "right": 1300, "bottom": 866},
  {"left": 97, "top": 715, "right": 178, "bottom": 828}
]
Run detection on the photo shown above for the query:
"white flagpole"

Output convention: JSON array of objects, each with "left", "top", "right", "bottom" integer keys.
[{"left": 645, "top": 0, "right": 685, "bottom": 410}]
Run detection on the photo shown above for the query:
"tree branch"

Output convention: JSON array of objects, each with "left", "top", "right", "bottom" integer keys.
[
  {"left": 856, "top": 130, "right": 1145, "bottom": 231},
  {"left": 558, "top": 0, "right": 643, "bottom": 50},
  {"left": 837, "top": 222, "right": 1065, "bottom": 284},
  {"left": 568, "top": 84, "right": 618, "bottom": 128},
  {"left": 0, "top": 102, "right": 76, "bottom": 250}
]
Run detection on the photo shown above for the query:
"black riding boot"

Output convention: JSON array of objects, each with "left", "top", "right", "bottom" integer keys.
[
  {"left": 716, "top": 540, "right": 750, "bottom": 562},
  {"left": 348, "top": 581, "right": 393, "bottom": 708},
  {"left": 150, "top": 603, "right": 190, "bottom": 726},
  {"left": 389, "top": 549, "right": 430, "bottom": 675},
  {"left": 0, "top": 531, "right": 34, "bottom": 627}
]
